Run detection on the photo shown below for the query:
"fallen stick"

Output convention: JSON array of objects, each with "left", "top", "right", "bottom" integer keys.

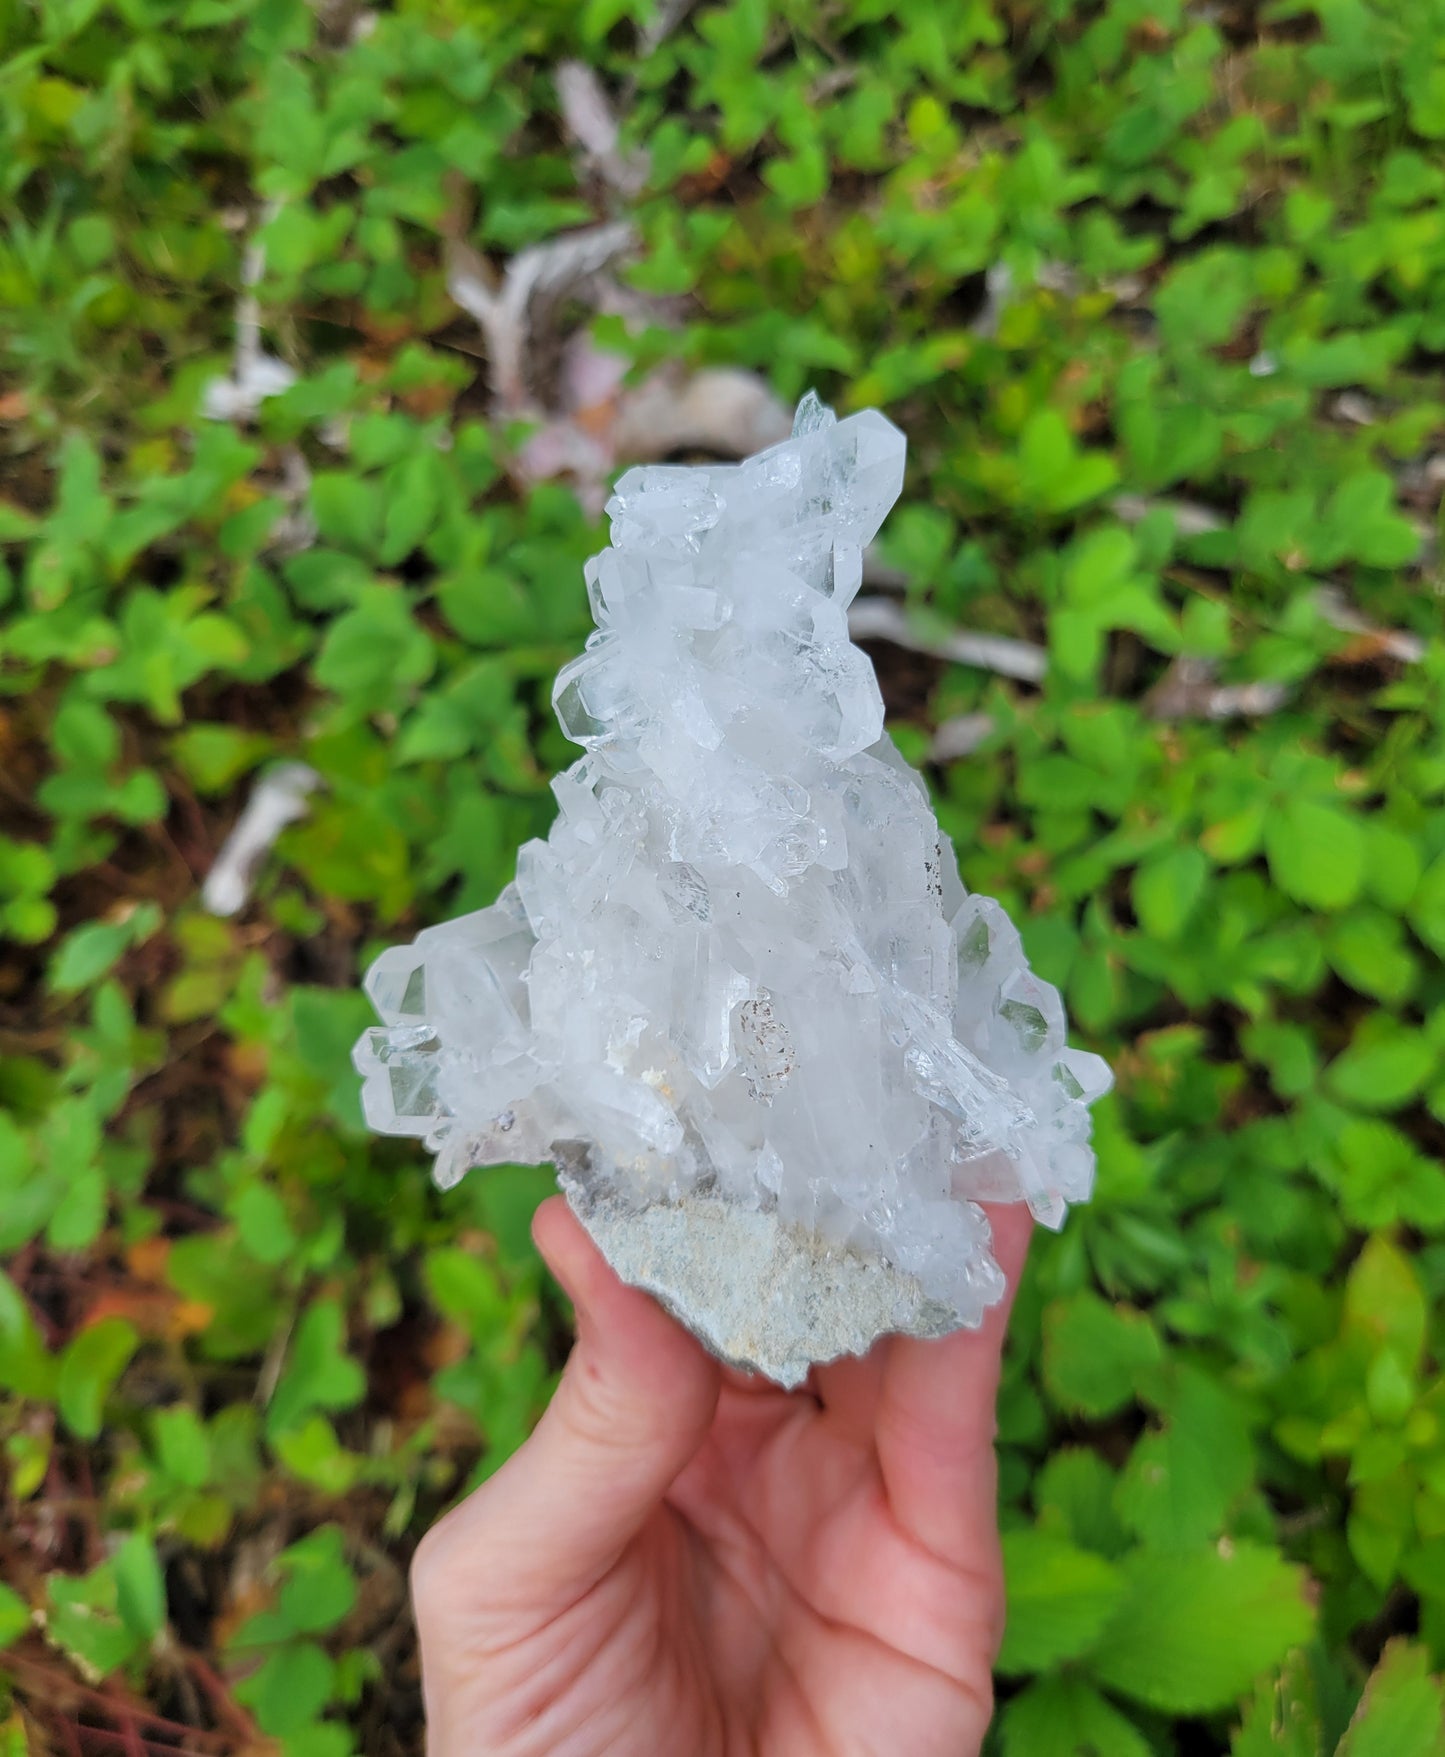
[{"left": 846, "top": 596, "right": 1048, "bottom": 683}]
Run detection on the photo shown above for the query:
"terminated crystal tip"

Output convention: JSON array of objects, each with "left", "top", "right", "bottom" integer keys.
[{"left": 353, "top": 392, "right": 1111, "bottom": 1385}]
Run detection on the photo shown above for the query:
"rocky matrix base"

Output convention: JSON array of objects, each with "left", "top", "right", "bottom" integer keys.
[
  {"left": 556, "top": 1149, "right": 957, "bottom": 1388},
  {"left": 353, "top": 392, "right": 1111, "bottom": 1381}
]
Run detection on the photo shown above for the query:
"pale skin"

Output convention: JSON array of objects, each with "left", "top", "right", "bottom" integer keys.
[{"left": 412, "top": 1194, "right": 1031, "bottom": 1757}]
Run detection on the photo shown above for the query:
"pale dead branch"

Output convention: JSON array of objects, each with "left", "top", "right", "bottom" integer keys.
[
  {"left": 1145, "top": 656, "right": 1290, "bottom": 721},
  {"left": 1111, "top": 492, "right": 1225, "bottom": 537},
  {"left": 202, "top": 203, "right": 297, "bottom": 422},
  {"left": 266, "top": 447, "right": 318, "bottom": 557},
  {"left": 556, "top": 61, "right": 649, "bottom": 197},
  {"left": 930, "top": 714, "right": 996, "bottom": 762},
  {"left": 1332, "top": 391, "right": 1376, "bottom": 426},
  {"left": 847, "top": 597, "right": 1048, "bottom": 683},
  {"left": 445, "top": 220, "right": 636, "bottom": 410},
  {"left": 202, "top": 764, "right": 323, "bottom": 917},
  {"left": 968, "top": 264, "right": 1016, "bottom": 339},
  {"left": 639, "top": 0, "right": 700, "bottom": 52},
  {"left": 1313, "top": 585, "right": 1427, "bottom": 663}
]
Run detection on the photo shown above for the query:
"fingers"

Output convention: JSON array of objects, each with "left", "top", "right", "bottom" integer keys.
[
  {"left": 814, "top": 1343, "right": 891, "bottom": 1445},
  {"left": 872, "top": 1201, "right": 1033, "bottom": 1568},
  {"left": 413, "top": 1196, "right": 721, "bottom": 1640}
]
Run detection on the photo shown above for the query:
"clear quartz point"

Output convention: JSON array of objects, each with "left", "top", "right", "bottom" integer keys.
[
  {"left": 353, "top": 391, "right": 1111, "bottom": 1384},
  {"left": 792, "top": 388, "right": 836, "bottom": 437}
]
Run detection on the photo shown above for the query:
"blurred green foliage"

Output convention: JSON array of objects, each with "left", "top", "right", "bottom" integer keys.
[{"left": 2, "top": 0, "right": 1444, "bottom": 1751}]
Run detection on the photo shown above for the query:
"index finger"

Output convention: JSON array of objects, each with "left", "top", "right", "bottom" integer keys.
[{"left": 872, "top": 1202, "right": 1034, "bottom": 1568}]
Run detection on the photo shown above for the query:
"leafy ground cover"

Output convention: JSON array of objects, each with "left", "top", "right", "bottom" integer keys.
[{"left": 3, "top": 0, "right": 1445, "bottom": 1750}]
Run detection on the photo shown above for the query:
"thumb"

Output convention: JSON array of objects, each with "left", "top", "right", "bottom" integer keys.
[{"left": 413, "top": 1195, "right": 721, "bottom": 1636}]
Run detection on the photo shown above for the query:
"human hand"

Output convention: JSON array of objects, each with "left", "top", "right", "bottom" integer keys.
[{"left": 412, "top": 1194, "right": 1030, "bottom": 1757}]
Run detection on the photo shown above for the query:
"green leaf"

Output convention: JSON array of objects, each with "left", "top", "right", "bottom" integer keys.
[
  {"left": 113, "top": 1532, "right": 166, "bottom": 1642},
  {"left": 47, "top": 1164, "right": 105, "bottom": 1251},
  {"left": 1324, "top": 1118, "right": 1445, "bottom": 1232},
  {"left": 312, "top": 585, "right": 435, "bottom": 714},
  {"left": 763, "top": 141, "right": 829, "bottom": 206},
  {"left": 3, "top": 896, "right": 57, "bottom": 943},
  {"left": 995, "top": 1528, "right": 1125, "bottom": 1675},
  {"left": 153, "top": 1405, "right": 212, "bottom": 1489},
  {"left": 379, "top": 449, "right": 446, "bottom": 565},
  {"left": 424, "top": 1246, "right": 507, "bottom": 1334},
  {"left": 309, "top": 471, "right": 384, "bottom": 554},
  {"left": 1089, "top": 1543, "right": 1314, "bottom": 1714},
  {"left": 1265, "top": 799, "right": 1366, "bottom": 912},
  {"left": 0, "top": 1270, "right": 55, "bottom": 1400},
  {"left": 110, "top": 769, "right": 169, "bottom": 824},
  {"left": 1412, "top": 855, "right": 1445, "bottom": 959},
  {"left": 1344, "top": 1236, "right": 1427, "bottom": 1367},
  {"left": 1203, "top": 800, "right": 1267, "bottom": 865},
  {"left": 1407, "top": 63, "right": 1445, "bottom": 138},
  {"left": 1035, "top": 1447, "right": 1128, "bottom": 1558},
  {"left": 1336, "top": 1640, "right": 1445, "bottom": 1757},
  {"left": 47, "top": 1564, "right": 140, "bottom": 1679},
  {"left": 1156, "top": 246, "right": 1252, "bottom": 348},
  {"left": 172, "top": 724, "right": 271, "bottom": 794},
  {"left": 0, "top": 838, "right": 55, "bottom": 900},
  {"left": 235, "top": 1182, "right": 298, "bottom": 1266},
  {"left": 437, "top": 566, "right": 542, "bottom": 647},
  {"left": 266, "top": 1299, "right": 366, "bottom": 1437},
  {"left": 47, "top": 920, "right": 132, "bottom": 994},
  {"left": 233, "top": 1640, "right": 335, "bottom": 1738},
  {"left": 1063, "top": 526, "right": 1137, "bottom": 606},
  {"left": 1317, "top": 473, "right": 1420, "bottom": 569},
  {"left": 1132, "top": 846, "right": 1208, "bottom": 940},
  {"left": 1366, "top": 822, "right": 1423, "bottom": 912},
  {"left": 1350, "top": 1477, "right": 1412, "bottom": 1589},
  {"left": 276, "top": 1526, "right": 358, "bottom": 1634},
  {"left": 273, "top": 1415, "right": 363, "bottom": 1496},
  {"left": 279, "top": 1723, "right": 355, "bottom": 1757},
  {"left": 1241, "top": 1019, "right": 1319, "bottom": 1098},
  {"left": 57, "top": 1318, "right": 138, "bottom": 1440},
  {"left": 0, "top": 1582, "right": 30, "bottom": 1650},
  {"left": 166, "top": 1231, "right": 277, "bottom": 1360},
  {"left": 1001, "top": 1675, "right": 1152, "bottom": 1757},
  {"left": 1231, "top": 1650, "right": 1324, "bottom": 1757},
  {"left": 282, "top": 549, "right": 374, "bottom": 610},
  {"left": 1327, "top": 1020, "right": 1437, "bottom": 1112},
  {"left": 1115, "top": 1369, "right": 1254, "bottom": 1550},
  {"left": 1042, "top": 1290, "right": 1164, "bottom": 1419},
  {"left": 1325, "top": 912, "right": 1417, "bottom": 1004},
  {"left": 1016, "top": 409, "right": 1118, "bottom": 515}
]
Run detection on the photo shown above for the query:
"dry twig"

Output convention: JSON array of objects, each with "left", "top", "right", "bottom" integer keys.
[
  {"left": 930, "top": 714, "right": 996, "bottom": 762},
  {"left": 202, "top": 765, "right": 323, "bottom": 918},
  {"left": 203, "top": 204, "right": 296, "bottom": 423},
  {"left": 1145, "top": 656, "right": 1290, "bottom": 721},
  {"left": 1313, "top": 584, "right": 1427, "bottom": 663},
  {"left": 847, "top": 597, "right": 1048, "bottom": 683},
  {"left": 445, "top": 222, "right": 636, "bottom": 411},
  {"left": 556, "top": 61, "right": 649, "bottom": 197},
  {"left": 1111, "top": 492, "right": 1225, "bottom": 537}
]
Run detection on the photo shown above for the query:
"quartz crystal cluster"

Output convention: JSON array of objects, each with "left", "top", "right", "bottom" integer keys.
[{"left": 354, "top": 393, "right": 1110, "bottom": 1384}]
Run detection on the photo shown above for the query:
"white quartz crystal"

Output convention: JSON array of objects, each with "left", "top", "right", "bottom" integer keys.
[{"left": 353, "top": 393, "right": 1110, "bottom": 1384}]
